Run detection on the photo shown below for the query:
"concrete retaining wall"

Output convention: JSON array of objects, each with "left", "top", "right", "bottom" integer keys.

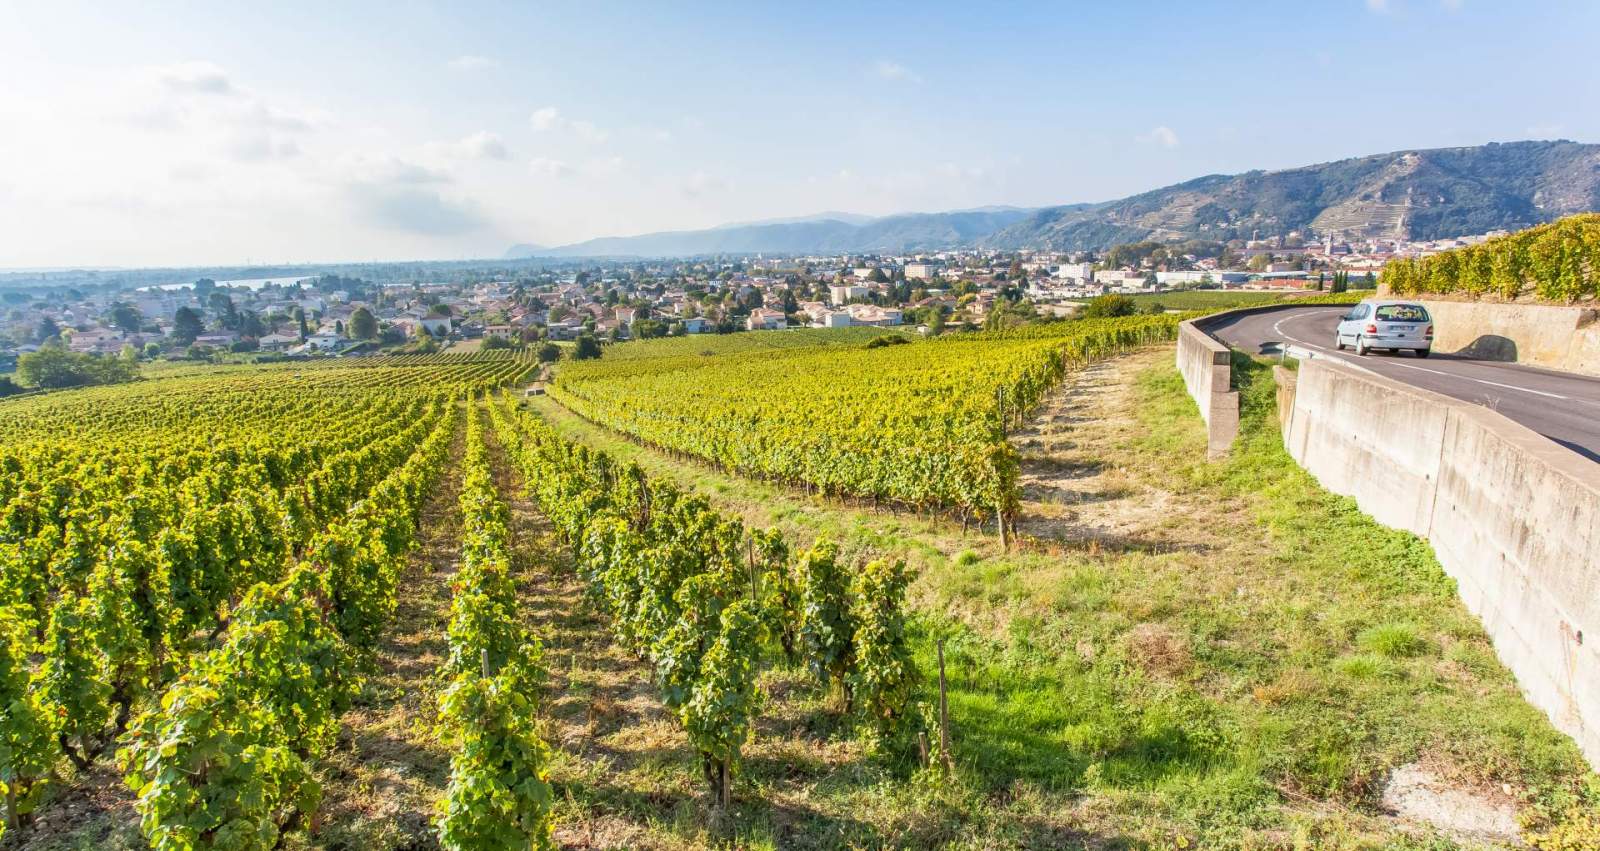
[
  {"left": 1176, "top": 320, "right": 1238, "bottom": 458},
  {"left": 1418, "top": 299, "right": 1600, "bottom": 377},
  {"left": 1281, "top": 358, "right": 1600, "bottom": 768}
]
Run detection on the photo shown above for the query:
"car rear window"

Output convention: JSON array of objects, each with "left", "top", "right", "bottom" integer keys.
[{"left": 1375, "top": 304, "right": 1429, "bottom": 322}]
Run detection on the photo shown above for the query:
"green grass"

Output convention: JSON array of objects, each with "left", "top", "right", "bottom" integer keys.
[{"left": 522, "top": 346, "right": 1597, "bottom": 848}]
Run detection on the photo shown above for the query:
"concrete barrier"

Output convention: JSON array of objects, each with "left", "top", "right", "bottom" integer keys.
[
  {"left": 1417, "top": 299, "right": 1600, "bottom": 378},
  {"left": 1280, "top": 357, "right": 1600, "bottom": 768},
  {"left": 1176, "top": 320, "right": 1238, "bottom": 458},
  {"left": 1178, "top": 303, "right": 1328, "bottom": 457}
]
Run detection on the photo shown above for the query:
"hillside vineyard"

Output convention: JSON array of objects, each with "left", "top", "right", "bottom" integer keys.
[
  {"left": 550, "top": 315, "right": 1182, "bottom": 524},
  {"left": 0, "top": 352, "right": 534, "bottom": 845}
]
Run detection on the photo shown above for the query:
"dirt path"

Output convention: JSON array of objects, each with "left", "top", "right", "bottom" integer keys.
[
  {"left": 1009, "top": 348, "right": 1210, "bottom": 555},
  {"left": 313, "top": 418, "right": 466, "bottom": 850}
]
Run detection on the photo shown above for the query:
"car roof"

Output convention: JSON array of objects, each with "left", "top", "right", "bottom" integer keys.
[{"left": 1359, "top": 298, "right": 1427, "bottom": 306}]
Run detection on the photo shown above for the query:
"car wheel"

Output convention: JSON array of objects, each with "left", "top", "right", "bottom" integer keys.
[
  {"left": 1416, "top": 348, "right": 1430, "bottom": 359},
  {"left": 1335, "top": 334, "right": 1346, "bottom": 351},
  {"left": 1355, "top": 336, "right": 1369, "bottom": 356}
]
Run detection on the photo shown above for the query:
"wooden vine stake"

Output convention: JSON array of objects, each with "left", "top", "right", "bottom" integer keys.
[{"left": 936, "top": 639, "right": 952, "bottom": 775}]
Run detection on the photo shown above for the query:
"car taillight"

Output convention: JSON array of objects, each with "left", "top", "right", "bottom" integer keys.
[
  {"left": 1365, "top": 324, "right": 1377, "bottom": 334},
  {"left": 1424, "top": 325, "right": 1433, "bottom": 339}
]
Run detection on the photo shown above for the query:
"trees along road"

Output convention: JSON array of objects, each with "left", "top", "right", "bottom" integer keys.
[{"left": 1206, "top": 306, "right": 1600, "bottom": 463}]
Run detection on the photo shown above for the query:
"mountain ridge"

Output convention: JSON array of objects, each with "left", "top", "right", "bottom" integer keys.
[{"left": 506, "top": 140, "right": 1600, "bottom": 259}]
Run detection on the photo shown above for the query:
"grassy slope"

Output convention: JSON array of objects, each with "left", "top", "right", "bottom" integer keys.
[{"left": 524, "top": 345, "right": 1596, "bottom": 849}]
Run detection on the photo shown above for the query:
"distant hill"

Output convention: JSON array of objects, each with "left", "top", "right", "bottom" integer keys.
[
  {"left": 503, "top": 243, "right": 547, "bottom": 259},
  {"left": 520, "top": 208, "right": 1037, "bottom": 258},
  {"left": 986, "top": 140, "right": 1600, "bottom": 250},
  {"left": 507, "top": 141, "right": 1600, "bottom": 258}
]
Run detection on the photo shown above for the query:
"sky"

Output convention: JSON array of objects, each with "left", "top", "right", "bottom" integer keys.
[{"left": 1, "top": 0, "right": 1597, "bottom": 268}]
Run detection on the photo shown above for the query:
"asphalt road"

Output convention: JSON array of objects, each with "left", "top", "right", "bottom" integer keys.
[{"left": 1206, "top": 305, "right": 1600, "bottom": 463}]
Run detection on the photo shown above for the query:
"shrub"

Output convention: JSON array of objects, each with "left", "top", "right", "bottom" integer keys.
[
  {"left": 1356, "top": 623, "right": 1428, "bottom": 658},
  {"left": 1382, "top": 213, "right": 1600, "bottom": 302}
]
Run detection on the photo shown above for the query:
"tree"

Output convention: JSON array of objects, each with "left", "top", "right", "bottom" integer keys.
[
  {"left": 481, "top": 335, "right": 513, "bottom": 350},
  {"left": 536, "top": 342, "right": 560, "bottom": 363},
  {"left": 238, "top": 311, "right": 266, "bottom": 339},
  {"left": 632, "top": 319, "right": 668, "bottom": 339},
  {"left": 572, "top": 333, "right": 602, "bottom": 360},
  {"left": 17, "top": 348, "right": 137, "bottom": 389},
  {"left": 108, "top": 303, "right": 143, "bottom": 333},
  {"left": 347, "top": 307, "right": 378, "bottom": 341},
  {"left": 172, "top": 307, "right": 204, "bottom": 346},
  {"left": 36, "top": 316, "right": 60, "bottom": 343},
  {"left": 1080, "top": 294, "right": 1138, "bottom": 319},
  {"left": 207, "top": 292, "right": 238, "bottom": 329},
  {"left": 428, "top": 303, "right": 453, "bottom": 318}
]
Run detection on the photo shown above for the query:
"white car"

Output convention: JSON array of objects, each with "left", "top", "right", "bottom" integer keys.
[{"left": 1334, "top": 299, "right": 1433, "bottom": 357}]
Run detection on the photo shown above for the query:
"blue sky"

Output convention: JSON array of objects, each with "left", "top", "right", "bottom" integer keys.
[{"left": 0, "top": 0, "right": 1595, "bottom": 266}]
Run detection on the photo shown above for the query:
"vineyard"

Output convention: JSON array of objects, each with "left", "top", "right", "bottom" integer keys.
[
  {"left": 549, "top": 315, "right": 1182, "bottom": 525},
  {"left": 1383, "top": 212, "right": 1600, "bottom": 302},
  {"left": 0, "top": 342, "right": 936, "bottom": 849},
  {"left": 0, "top": 351, "right": 534, "bottom": 848}
]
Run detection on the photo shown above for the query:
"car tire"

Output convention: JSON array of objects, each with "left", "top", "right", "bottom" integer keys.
[
  {"left": 1355, "top": 336, "right": 1369, "bottom": 356},
  {"left": 1335, "top": 335, "right": 1346, "bottom": 351},
  {"left": 1416, "top": 348, "right": 1430, "bottom": 359}
]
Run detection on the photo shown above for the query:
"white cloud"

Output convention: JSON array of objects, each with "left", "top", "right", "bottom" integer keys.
[
  {"left": 529, "top": 107, "right": 608, "bottom": 143},
  {"left": 341, "top": 155, "right": 485, "bottom": 235},
  {"left": 586, "top": 156, "right": 625, "bottom": 177},
  {"left": 570, "top": 120, "right": 609, "bottom": 144},
  {"left": 346, "top": 183, "right": 486, "bottom": 235},
  {"left": 530, "top": 106, "right": 562, "bottom": 131},
  {"left": 226, "top": 132, "right": 301, "bottom": 162},
  {"left": 528, "top": 157, "right": 573, "bottom": 178},
  {"left": 344, "top": 155, "right": 452, "bottom": 185},
  {"left": 1440, "top": 0, "right": 1463, "bottom": 9},
  {"left": 447, "top": 55, "right": 497, "bottom": 71},
  {"left": 157, "top": 61, "right": 235, "bottom": 95},
  {"left": 681, "top": 171, "right": 724, "bottom": 197},
  {"left": 1365, "top": 0, "right": 1391, "bottom": 13},
  {"left": 650, "top": 127, "right": 674, "bottom": 143},
  {"left": 1137, "top": 125, "right": 1181, "bottom": 148},
  {"left": 873, "top": 60, "right": 922, "bottom": 83},
  {"left": 433, "top": 130, "right": 509, "bottom": 160}
]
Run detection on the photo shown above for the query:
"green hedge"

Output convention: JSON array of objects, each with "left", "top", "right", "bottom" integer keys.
[{"left": 1383, "top": 213, "right": 1600, "bottom": 302}]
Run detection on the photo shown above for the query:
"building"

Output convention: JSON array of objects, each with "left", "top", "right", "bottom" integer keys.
[
  {"left": 485, "top": 324, "right": 515, "bottom": 340},
  {"left": 828, "top": 284, "right": 868, "bottom": 304},
  {"left": 682, "top": 317, "right": 710, "bottom": 334},
  {"left": 305, "top": 330, "right": 346, "bottom": 351},
  {"left": 845, "top": 304, "right": 903, "bottom": 327},
  {"left": 259, "top": 332, "right": 300, "bottom": 352},
  {"left": 904, "top": 262, "right": 941, "bottom": 281},
  {"left": 1055, "top": 262, "right": 1094, "bottom": 281},
  {"left": 746, "top": 308, "right": 788, "bottom": 331},
  {"left": 418, "top": 316, "right": 452, "bottom": 337},
  {"left": 814, "top": 311, "right": 852, "bottom": 328}
]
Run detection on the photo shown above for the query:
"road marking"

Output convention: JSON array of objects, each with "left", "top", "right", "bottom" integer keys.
[{"left": 1271, "top": 310, "right": 1579, "bottom": 401}]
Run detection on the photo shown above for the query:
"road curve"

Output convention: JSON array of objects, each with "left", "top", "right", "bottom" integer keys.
[{"left": 1205, "top": 305, "right": 1600, "bottom": 463}]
